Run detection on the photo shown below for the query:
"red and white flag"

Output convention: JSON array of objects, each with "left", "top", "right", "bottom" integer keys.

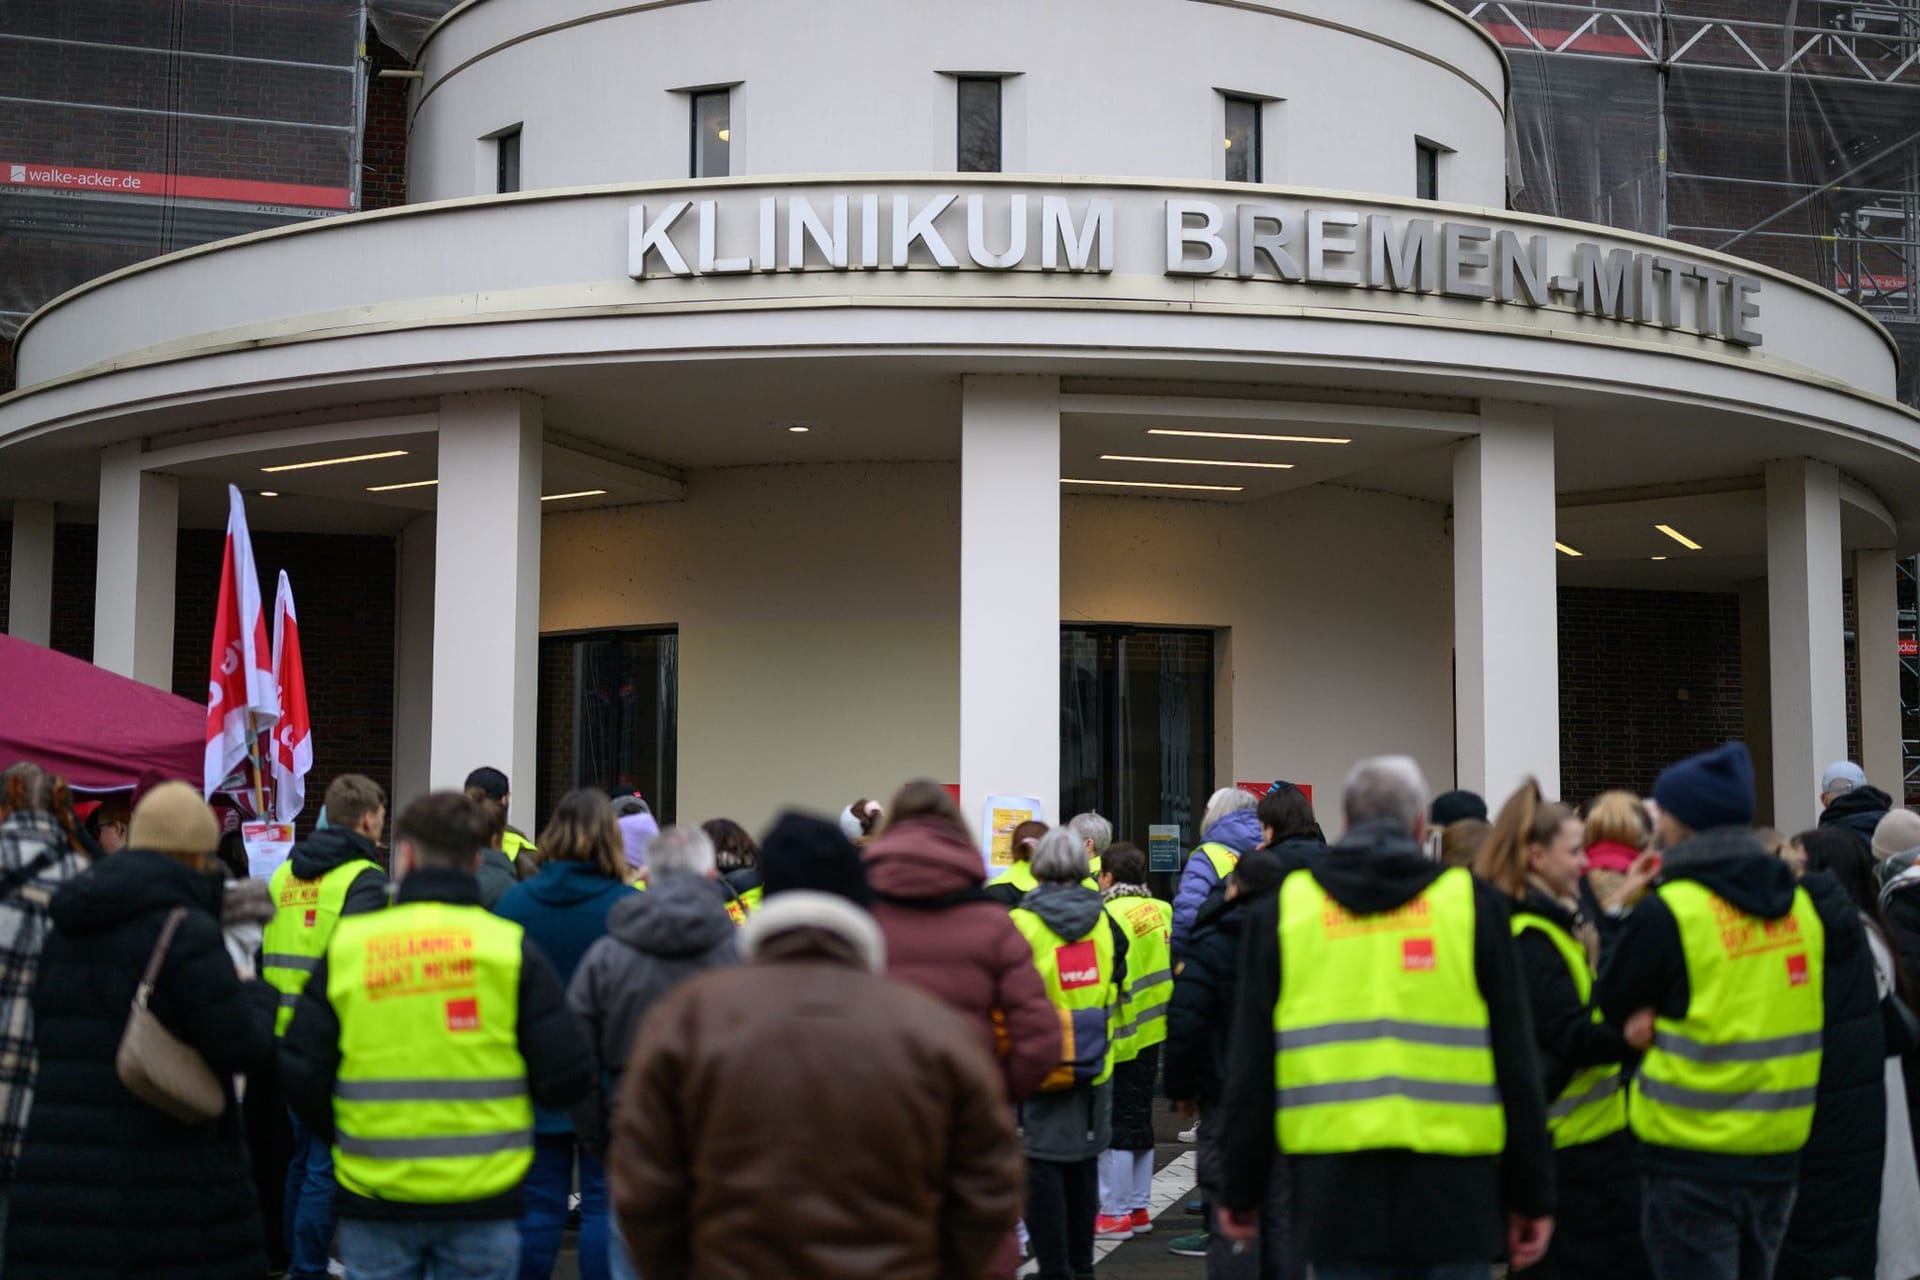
[
  {"left": 270, "top": 571, "right": 313, "bottom": 823},
  {"left": 203, "top": 486, "right": 280, "bottom": 797}
]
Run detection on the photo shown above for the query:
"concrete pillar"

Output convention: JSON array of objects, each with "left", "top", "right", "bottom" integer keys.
[
  {"left": 959, "top": 374, "right": 1060, "bottom": 833},
  {"left": 1856, "top": 547, "right": 1904, "bottom": 799},
  {"left": 8, "top": 500, "right": 55, "bottom": 646},
  {"left": 392, "top": 514, "right": 437, "bottom": 810},
  {"left": 1738, "top": 579, "right": 1775, "bottom": 826},
  {"left": 1766, "top": 458, "right": 1847, "bottom": 833},
  {"left": 93, "top": 441, "right": 179, "bottom": 687},
  {"left": 430, "top": 392, "right": 542, "bottom": 821},
  {"left": 1453, "top": 403, "right": 1559, "bottom": 802}
]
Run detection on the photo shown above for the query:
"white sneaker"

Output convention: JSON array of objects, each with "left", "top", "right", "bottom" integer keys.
[{"left": 1177, "top": 1124, "right": 1199, "bottom": 1143}]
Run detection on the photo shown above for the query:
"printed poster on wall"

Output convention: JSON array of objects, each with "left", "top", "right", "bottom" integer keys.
[
  {"left": 242, "top": 821, "right": 296, "bottom": 881},
  {"left": 1148, "top": 824, "right": 1183, "bottom": 873},
  {"left": 982, "top": 796, "right": 1044, "bottom": 871}
]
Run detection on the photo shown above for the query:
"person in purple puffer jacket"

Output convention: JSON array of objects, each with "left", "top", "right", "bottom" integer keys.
[{"left": 1172, "top": 788, "right": 1265, "bottom": 955}]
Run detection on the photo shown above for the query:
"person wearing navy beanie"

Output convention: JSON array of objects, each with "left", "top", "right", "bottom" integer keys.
[{"left": 1597, "top": 741, "right": 1870, "bottom": 1280}]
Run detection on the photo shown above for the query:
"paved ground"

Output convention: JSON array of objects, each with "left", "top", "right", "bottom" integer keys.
[{"left": 552, "top": 1105, "right": 1208, "bottom": 1278}]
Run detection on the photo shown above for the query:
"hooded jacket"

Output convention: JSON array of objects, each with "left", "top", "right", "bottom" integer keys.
[
  {"left": 0, "top": 809, "right": 87, "bottom": 1181},
  {"left": 1014, "top": 882, "right": 1129, "bottom": 1162},
  {"left": 1172, "top": 807, "right": 1264, "bottom": 955},
  {"left": 1596, "top": 827, "right": 1855, "bottom": 1188},
  {"left": 6, "top": 849, "right": 277, "bottom": 1280},
  {"left": 612, "top": 892, "right": 1023, "bottom": 1280},
  {"left": 1220, "top": 820, "right": 1554, "bottom": 1267},
  {"left": 864, "top": 817, "right": 1061, "bottom": 1101},
  {"left": 566, "top": 873, "right": 739, "bottom": 1158},
  {"left": 285, "top": 827, "right": 389, "bottom": 917},
  {"left": 1820, "top": 785, "right": 1894, "bottom": 846},
  {"left": 277, "top": 866, "right": 594, "bottom": 1221}
]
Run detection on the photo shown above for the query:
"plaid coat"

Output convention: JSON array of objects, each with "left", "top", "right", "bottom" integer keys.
[{"left": 0, "top": 811, "right": 85, "bottom": 1180}]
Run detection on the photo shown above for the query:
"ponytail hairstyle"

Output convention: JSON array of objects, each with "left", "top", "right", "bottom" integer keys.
[
  {"left": 1009, "top": 819, "right": 1049, "bottom": 863},
  {"left": 1475, "top": 777, "right": 1575, "bottom": 900},
  {"left": 0, "top": 763, "right": 85, "bottom": 856}
]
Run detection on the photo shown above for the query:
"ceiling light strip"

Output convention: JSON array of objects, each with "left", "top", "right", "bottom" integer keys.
[
  {"left": 541, "top": 490, "right": 609, "bottom": 502},
  {"left": 262, "top": 449, "right": 409, "bottom": 473},
  {"left": 1099, "top": 454, "right": 1294, "bottom": 470},
  {"left": 365, "top": 479, "right": 438, "bottom": 492},
  {"left": 1655, "top": 523, "right": 1703, "bottom": 551},
  {"left": 1147, "top": 428, "right": 1351, "bottom": 445},
  {"left": 1554, "top": 542, "right": 1583, "bottom": 557},
  {"left": 1062, "top": 478, "right": 1244, "bottom": 493}
]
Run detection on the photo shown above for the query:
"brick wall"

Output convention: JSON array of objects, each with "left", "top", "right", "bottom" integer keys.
[
  {"left": 0, "top": 520, "right": 396, "bottom": 819},
  {"left": 1558, "top": 586, "right": 1747, "bottom": 804},
  {"left": 361, "top": 29, "right": 411, "bottom": 211}
]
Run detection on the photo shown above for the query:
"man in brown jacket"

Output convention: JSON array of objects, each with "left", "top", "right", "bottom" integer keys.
[{"left": 610, "top": 813, "right": 1024, "bottom": 1280}]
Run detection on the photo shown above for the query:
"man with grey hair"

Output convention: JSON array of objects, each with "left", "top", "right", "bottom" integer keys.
[
  {"left": 644, "top": 824, "right": 717, "bottom": 882},
  {"left": 1216, "top": 756, "right": 1555, "bottom": 1277},
  {"left": 1068, "top": 811, "right": 1114, "bottom": 878}
]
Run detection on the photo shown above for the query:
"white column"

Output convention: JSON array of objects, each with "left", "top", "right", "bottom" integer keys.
[
  {"left": 93, "top": 441, "right": 178, "bottom": 687},
  {"left": 430, "top": 392, "right": 542, "bottom": 820},
  {"left": 8, "top": 500, "right": 55, "bottom": 646},
  {"left": 1766, "top": 458, "right": 1847, "bottom": 833},
  {"left": 1856, "top": 547, "right": 1903, "bottom": 800},
  {"left": 392, "top": 514, "right": 437, "bottom": 810},
  {"left": 960, "top": 374, "right": 1060, "bottom": 832},
  {"left": 1454, "top": 403, "right": 1560, "bottom": 801}
]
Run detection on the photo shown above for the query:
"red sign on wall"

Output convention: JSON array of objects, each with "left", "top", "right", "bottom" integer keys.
[
  {"left": 1901, "top": 638, "right": 1918, "bottom": 658},
  {"left": 1238, "top": 781, "right": 1314, "bottom": 805},
  {"left": 4, "top": 160, "right": 354, "bottom": 211}
]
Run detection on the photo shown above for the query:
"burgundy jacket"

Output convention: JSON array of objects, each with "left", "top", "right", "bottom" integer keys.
[{"left": 863, "top": 817, "right": 1061, "bottom": 1101}]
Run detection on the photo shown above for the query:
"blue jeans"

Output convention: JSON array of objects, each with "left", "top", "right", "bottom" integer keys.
[
  {"left": 608, "top": 1217, "right": 638, "bottom": 1280},
  {"left": 518, "top": 1132, "right": 609, "bottom": 1280},
  {"left": 1309, "top": 1267, "right": 1489, "bottom": 1280},
  {"left": 1641, "top": 1174, "right": 1796, "bottom": 1280},
  {"left": 339, "top": 1217, "right": 519, "bottom": 1280},
  {"left": 285, "top": 1110, "right": 339, "bottom": 1280}
]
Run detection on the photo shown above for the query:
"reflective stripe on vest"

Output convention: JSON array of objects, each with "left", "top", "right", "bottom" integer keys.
[
  {"left": 1107, "top": 896, "right": 1174, "bottom": 1062},
  {"left": 262, "top": 857, "right": 380, "bottom": 1036},
  {"left": 1510, "top": 910, "right": 1628, "bottom": 1149},
  {"left": 1011, "top": 905, "right": 1121, "bottom": 1089},
  {"left": 1629, "top": 880, "right": 1825, "bottom": 1156},
  {"left": 992, "top": 862, "right": 1040, "bottom": 898},
  {"left": 327, "top": 902, "right": 533, "bottom": 1205},
  {"left": 724, "top": 883, "right": 763, "bottom": 927},
  {"left": 1272, "top": 867, "right": 1503, "bottom": 1156}
]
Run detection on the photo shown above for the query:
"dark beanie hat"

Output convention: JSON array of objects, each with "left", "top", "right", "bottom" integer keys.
[
  {"left": 1430, "top": 790, "right": 1488, "bottom": 826},
  {"left": 759, "top": 811, "right": 870, "bottom": 907},
  {"left": 1653, "top": 742, "right": 1755, "bottom": 833}
]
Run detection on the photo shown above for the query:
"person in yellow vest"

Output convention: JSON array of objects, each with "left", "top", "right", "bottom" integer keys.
[
  {"left": 1597, "top": 743, "right": 1831, "bottom": 1280},
  {"left": 1172, "top": 787, "right": 1264, "bottom": 954},
  {"left": 1477, "top": 779, "right": 1649, "bottom": 1280},
  {"left": 1093, "top": 842, "right": 1173, "bottom": 1243},
  {"left": 984, "top": 819, "right": 1050, "bottom": 906},
  {"left": 278, "top": 790, "right": 593, "bottom": 1280},
  {"left": 1217, "top": 755, "right": 1556, "bottom": 1276},
  {"left": 704, "top": 817, "right": 763, "bottom": 925},
  {"left": 1068, "top": 811, "right": 1113, "bottom": 881},
  {"left": 466, "top": 765, "right": 539, "bottom": 877},
  {"left": 1009, "top": 828, "right": 1130, "bottom": 1280},
  {"left": 263, "top": 773, "right": 390, "bottom": 1280}
]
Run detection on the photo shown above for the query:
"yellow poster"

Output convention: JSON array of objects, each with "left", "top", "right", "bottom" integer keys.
[{"left": 983, "top": 795, "right": 1043, "bottom": 869}]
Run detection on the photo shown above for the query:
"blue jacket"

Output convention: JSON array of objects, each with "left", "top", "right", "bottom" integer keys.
[
  {"left": 1171, "top": 808, "right": 1264, "bottom": 955},
  {"left": 495, "top": 861, "right": 636, "bottom": 1132}
]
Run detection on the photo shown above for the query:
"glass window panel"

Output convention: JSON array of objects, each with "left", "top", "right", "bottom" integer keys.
[
  {"left": 496, "top": 128, "right": 521, "bottom": 194},
  {"left": 536, "top": 629, "right": 678, "bottom": 831},
  {"left": 1224, "top": 96, "right": 1260, "bottom": 184},
  {"left": 957, "top": 77, "right": 1002, "bottom": 173},
  {"left": 1417, "top": 142, "right": 1440, "bottom": 201},
  {"left": 692, "top": 90, "right": 730, "bottom": 178}
]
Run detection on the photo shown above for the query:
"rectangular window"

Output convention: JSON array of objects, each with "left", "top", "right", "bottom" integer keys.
[
  {"left": 1060, "top": 626, "right": 1215, "bottom": 874},
  {"left": 495, "top": 127, "right": 521, "bottom": 194},
  {"left": 1224, "top": 96, "right": 1261, "bottom": 184},
  {"left": 957, "top": 77, "right": 1003, "bottom": 173},
  {"left": 535, "top": 629, "right": 679, "bottom": 831},
  {"left": 1417, "top": 141, "right": 1441, "bottom": 201},
  {"left": 691, "top": 89, "right": 730, "bottom": 178}
]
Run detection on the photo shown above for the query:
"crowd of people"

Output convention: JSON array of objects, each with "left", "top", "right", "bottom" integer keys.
[{"left": 0, "top": 743, "right": 1916, "bottom": 1280}]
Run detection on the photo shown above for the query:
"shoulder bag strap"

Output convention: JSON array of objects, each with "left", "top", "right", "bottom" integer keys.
[{"left": 134, "top": 907, "right": 190, "bottom": 1012}]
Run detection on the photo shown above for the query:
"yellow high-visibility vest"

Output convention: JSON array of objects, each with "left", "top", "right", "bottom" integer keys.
[
  {"left": 1107, "top": 895, "right": 1174, "bottom": 1063},
  {"left": 1510, "top": 909, "right": 1628, "bottom": 1149},
  {"left": 262, "top": 857, "right": 379, "bottom": 1036},
  {"left": 1629, "top": 881, "right": 1825, "bottom": 1156},
  {"left": 1272, "top": 868, "right": 1504, "bottom": 1156},
  {"left": 327, "top": 901, "right": 534, "bottom": 1205},
  {"left": 1011, "top": 905, "right": 1122, "bottom": 1089},
  {"left": 991, "top": 861, "right": 1040, "bottom": 896},
  {"left": 1194, "top": 842, "right": 1238, "bottom": 880},
  {"left": 723, "top": 883, "right": 763, "bottom": 926}
]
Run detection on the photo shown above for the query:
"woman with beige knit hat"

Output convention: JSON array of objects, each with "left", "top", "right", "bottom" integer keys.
[{"left": 4, "top": 780, "right": 278, "bottom": 1280}]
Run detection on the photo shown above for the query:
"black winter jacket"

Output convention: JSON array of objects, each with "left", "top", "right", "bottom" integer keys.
[
  {"left": 1820, "top": 785, "right": 1893, "bottom": 846},
  {"left": 278, "top": 866, "right": 595, "bottom": 1221},
  {"left": 5, "top": 849, "right": 279, "bottom": 1280},
  {"left": 1775, "top": 871, "right": 1885, "bottom": 1280},
  {"left": 1219, "top": 821, "right": 1554, "bottom": 1266},
  {"left": 1163, "top": 889, "right": 1250, "bottom": 1109},
  {"left": 286, "top": 827, "right": 389, "bottom": 916}
]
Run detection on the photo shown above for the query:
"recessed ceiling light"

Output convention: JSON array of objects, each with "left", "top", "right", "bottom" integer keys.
[
  {"left": 1655, "top": 524, "right": 1702, "bottom": 551},
  {"left": 366, "top": 479, "right": 439, "bottom": 492},
  {"left": 1652, "top": 556, "right": 1669, "bottom": 562},
  {"left": 541, "top": 489, "right": 609, "bottom": 502},
  {"left": 258, "top": 490, "right": 279, "bottom": 498},
  {"left": 1554, "top": 541, "right": 1582, "bottom": 557},
  {"left": 262, "top": 449, "right": 409, "bottom": 473},
  {"left": 1148, "top": 428, "right": 1351, "bottom": 445},
  {"left": 786, "top": 424, "right": 811, "bottom": 434},
  {"left": 1100, "top": 454, "right": 1294, "bottom": 470},
  {"left": 1061, "top": 478, "right": 1244, "bottom": 493}
]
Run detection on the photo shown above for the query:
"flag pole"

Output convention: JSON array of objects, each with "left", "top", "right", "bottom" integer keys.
[{"left": 246, "top": 713, "right": 268, "bottom": 818}]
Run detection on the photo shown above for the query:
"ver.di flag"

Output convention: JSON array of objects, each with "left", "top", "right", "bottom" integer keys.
[
  {"left": 270, "top": 570, "right": 313, "bottom": 823},
  {"left": 203, "top": 485, "right": 280, "bottom": 797}
]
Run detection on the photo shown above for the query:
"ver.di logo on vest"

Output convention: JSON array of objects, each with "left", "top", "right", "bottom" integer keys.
[
  {"left": 445, "top": 997, "right": 480, "bottom": 1032},
  {"left": 1057, "top": 941, "right": 1101, "bottom": 990},
  {"left": 1402, "top": 937, "right": 1436, "bottom": 971}
]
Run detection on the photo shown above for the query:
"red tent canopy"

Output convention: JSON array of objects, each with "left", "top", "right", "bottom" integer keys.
[{"left": 0, "top": 635, "right": 203, "bottom": 792}]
